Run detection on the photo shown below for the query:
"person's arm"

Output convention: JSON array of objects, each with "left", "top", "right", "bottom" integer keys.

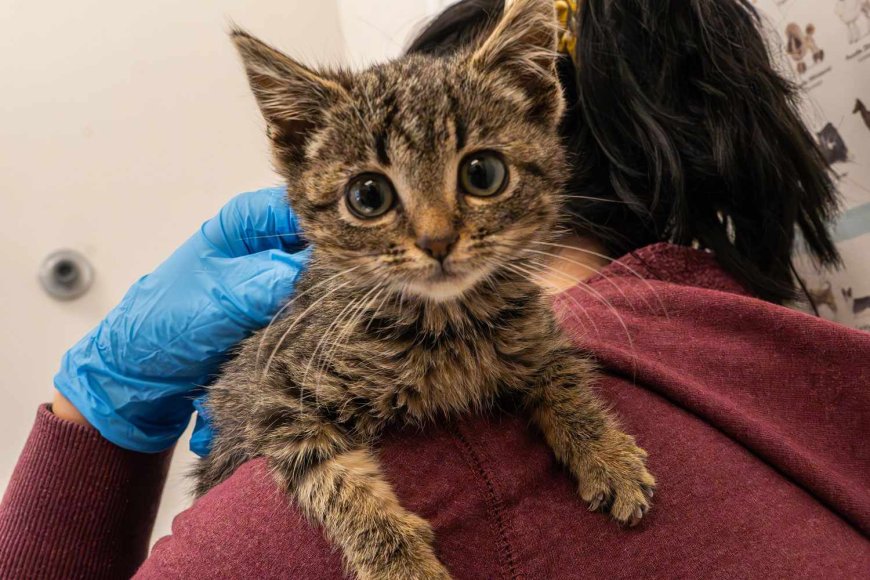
[
  {"left": 0, "top": 188, "right": 309, "bottom": 578},
  {"left": 133, "top": 458, "right": 347, "bottom": 579},
  {"left": 0, "top": 404, "right": 172, "bottom": 579},
  {"left": 51, "top": 391, "right": 90, "bottom": 426}
]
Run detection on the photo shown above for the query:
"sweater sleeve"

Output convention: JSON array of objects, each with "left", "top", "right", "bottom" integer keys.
[{"left": 0, "top": 405, "right": 172, "bottom": 580}]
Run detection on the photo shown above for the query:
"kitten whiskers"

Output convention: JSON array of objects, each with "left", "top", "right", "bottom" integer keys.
[
  {"left": 529, "top": 241, "right": 669, "bottom": 318},
  {"left": 256, "top": 265, "right": 365, "bottom": 370}
]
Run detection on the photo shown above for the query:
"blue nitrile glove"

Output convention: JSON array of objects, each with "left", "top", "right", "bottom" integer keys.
[{"left": 55, "top": 187, "right": 309, "bottom": 454}]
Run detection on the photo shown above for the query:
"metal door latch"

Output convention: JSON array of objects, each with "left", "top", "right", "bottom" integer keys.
[{"left": 39, "top": 250, "right": 94, "bottom": 300}]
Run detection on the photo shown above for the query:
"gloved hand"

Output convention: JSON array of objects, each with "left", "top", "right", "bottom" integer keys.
[{"left": 55, "top": 187, "right": 309, "bottom": 454}]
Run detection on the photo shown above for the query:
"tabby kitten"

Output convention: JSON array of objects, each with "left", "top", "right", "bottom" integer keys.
[{"left": 195, "top": 0, "right": 655, "bottom": 577}]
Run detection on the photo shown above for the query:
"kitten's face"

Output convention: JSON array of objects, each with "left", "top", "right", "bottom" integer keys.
[
  {"left": 235, "top": 0, "right": 565, "bottom": 302},
  {"left": 287, "top": 56, "right": 565, "bottom": 302}
]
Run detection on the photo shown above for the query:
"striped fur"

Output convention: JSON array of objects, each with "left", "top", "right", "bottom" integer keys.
[{"left": 195, "top": 1, "right": 654, "bottom": 577}]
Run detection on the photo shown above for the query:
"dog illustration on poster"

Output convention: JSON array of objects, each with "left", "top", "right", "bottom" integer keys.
[
  {"left": 785, "top": 23, "right": 809, "bottom": 74},
  {"left": 817, "top": 123, "right": 849, "bottom": 165},
  {"left": 808, "top": 282, "right": 838, "bottom": 314},
  {"left": 836, "top": 0, "right": 870, "bottom": 44},
  {"left": 804, "top": 25, "right": 825, "bottom": 63},
  {"left": 855, "top": 99, "right": 870, "bottom": 131},
  {"left": 785, "top": 23, "right": 825, "bottom": 74},
  {"left": 842, "top": 288, "right": 870, "bottom": 317}
]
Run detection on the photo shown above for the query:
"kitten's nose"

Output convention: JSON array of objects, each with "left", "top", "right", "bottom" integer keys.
[{"left": 416, "top": 232, "right": 458, "bottom": 262}]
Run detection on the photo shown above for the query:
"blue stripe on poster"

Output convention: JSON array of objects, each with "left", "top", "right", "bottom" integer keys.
[{"left": 833, "top": 203, "right": 870, "bottom": 243}]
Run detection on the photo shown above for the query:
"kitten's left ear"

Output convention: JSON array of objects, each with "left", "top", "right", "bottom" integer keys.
[
  {"left": 470, "top": 0, "right": 565, "bottom": 127},
  {"left": 231, "top": 28, "right": 348, "bottom": 162}
]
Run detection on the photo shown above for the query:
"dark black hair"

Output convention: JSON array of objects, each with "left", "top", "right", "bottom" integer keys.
[{"left": 408, "top": 0, "right": 841, "bottom": 303}]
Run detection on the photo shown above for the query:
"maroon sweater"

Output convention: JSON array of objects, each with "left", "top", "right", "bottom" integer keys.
[{"left": 1, "top": 243, "right": 868, "bottom": 579}]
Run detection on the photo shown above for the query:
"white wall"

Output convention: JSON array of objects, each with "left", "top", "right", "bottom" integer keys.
[
  {"left": 338, "top": 0, "right": 448, "bottom": 67},
  {"left": 0, "top": 0, "right": 435, "bottom": 545}
]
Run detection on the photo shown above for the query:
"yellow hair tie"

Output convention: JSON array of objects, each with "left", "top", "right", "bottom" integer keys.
[{"left": 555, "top": 0, "right": 578, "bottom": 61}]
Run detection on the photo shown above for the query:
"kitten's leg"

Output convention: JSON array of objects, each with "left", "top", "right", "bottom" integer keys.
[
  {"left": 267, "top": 429, "right": 451, "bottom": 580},
  {"left": 192, "top": 438, "right": 250, "bottom": 497},
  {"left": 527, "top": 352, "right": 656, "bottom": 525}
]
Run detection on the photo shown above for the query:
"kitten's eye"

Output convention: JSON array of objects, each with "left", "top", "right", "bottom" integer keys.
[
  {"left": 345, "top": 174, "right": 396, "bottom": 219},
  {"left": 459, "top": 152, "right": 508, "bottom": 197}
]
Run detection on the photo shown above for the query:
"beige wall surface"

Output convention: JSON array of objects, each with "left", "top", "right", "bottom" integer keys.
[{"left": 0, "top": 0, "right": 355, "bottom": 545}]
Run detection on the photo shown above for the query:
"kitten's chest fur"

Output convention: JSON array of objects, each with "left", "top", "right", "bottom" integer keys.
[{"left": 210, "top": 266, "right": 566, "bottom": 448}]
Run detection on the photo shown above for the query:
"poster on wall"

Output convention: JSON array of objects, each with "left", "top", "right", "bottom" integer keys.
[{"left": 752, "top": 0, "right": 870, "bottom": 331}]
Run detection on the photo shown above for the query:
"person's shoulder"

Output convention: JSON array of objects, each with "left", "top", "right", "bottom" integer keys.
[
  {"left": 136, "top": 458, "right": 343, "bottom": 579},
  {"left": 594, "top": 242, "right": 748, "bottom": 295},
  {"left": 136, "top": 416, "right": 556, "bottom": 579},
  {"left": 574, "top": 241, "right": 870, "bottom": 355}
]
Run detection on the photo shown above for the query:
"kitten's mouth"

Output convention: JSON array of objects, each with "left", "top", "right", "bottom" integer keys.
[
  {"left": 405, "top": 261, "right": 493, "bottom": 302},
  {"left": 427, "top": 263, "right": 462, "bottom": 281}
]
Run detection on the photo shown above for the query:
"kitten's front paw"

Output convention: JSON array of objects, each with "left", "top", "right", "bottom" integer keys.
[
  {"left": 358, "top": 548, "right": 451, "bottom": 580},
  {"left": 356, "top": 514, "right": 452, "bottom": 580},
  {"left": 577, "top": 431, "right": 656, "bottom": 527},
  {"left": 376, "top": 553, "right": 452, "bottom": 580}
]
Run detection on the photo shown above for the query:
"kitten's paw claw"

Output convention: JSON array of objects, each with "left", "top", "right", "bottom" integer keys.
[
  {"left": 587, "top": 492, "right": 606, "bottom": 512},
  {"left": 576, "top": 432, "right": 656, "bottom": 526},
  {"left": 629, "top": 505, "right": 647, "bottom": 527}
]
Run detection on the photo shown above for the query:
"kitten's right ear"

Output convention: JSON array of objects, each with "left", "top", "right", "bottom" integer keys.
[
  {"left": 231, "top": 28, "right": 348, "bottom": 160},
  {"left": 469, "top": 0, "right": 564, "bottom": 127}
]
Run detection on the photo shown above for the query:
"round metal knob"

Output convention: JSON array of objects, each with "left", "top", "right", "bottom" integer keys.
[{"left": 39, "top": 250, "right": 94, "bottom": 301}]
